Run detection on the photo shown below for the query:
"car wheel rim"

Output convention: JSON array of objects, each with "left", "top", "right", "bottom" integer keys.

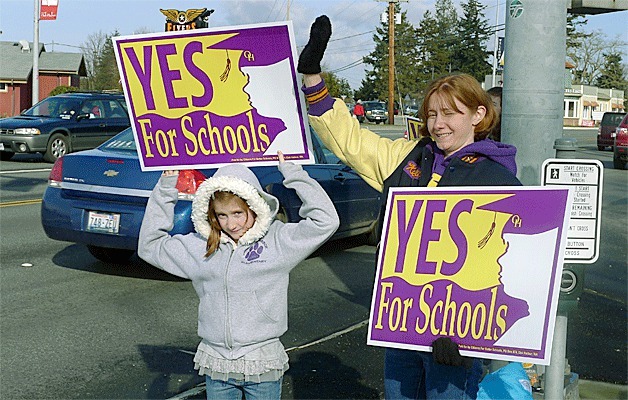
[{"left": 51, "top": 139, "right": 66, "bottom": 158}]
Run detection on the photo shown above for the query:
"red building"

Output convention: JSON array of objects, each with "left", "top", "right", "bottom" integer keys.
[{"left": 0, "top": 40, "right": 86, "bottom": 117}]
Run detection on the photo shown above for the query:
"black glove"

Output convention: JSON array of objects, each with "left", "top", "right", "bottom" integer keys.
[
  {"left": 297, "top": 15, "right": 332, "bottom": 74},
  {"left": 432, "top": 337, "right": 473, "bottom": 369}
]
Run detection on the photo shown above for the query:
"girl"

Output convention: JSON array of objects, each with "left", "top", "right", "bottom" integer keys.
[{"left": 138, "top": 152, "right": 339, "bottom": 400}]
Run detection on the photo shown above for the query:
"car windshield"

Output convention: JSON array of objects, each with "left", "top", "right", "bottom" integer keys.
[
  {"left": 101, "top": 128, "right": 137, "bottom": 152},
  {"left": 23, "top": 97, "right": 81, "bottom": 118},
  {"left": 602, "top": 113, "right": 626, "bottom": 126},
  {"left": 364, "top": 102, "right": 385, "bottom": 111}
]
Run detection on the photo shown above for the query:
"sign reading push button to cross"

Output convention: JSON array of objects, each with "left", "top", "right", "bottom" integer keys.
[{"left": 542, "top": 159, "right": 604, "bottom": 264}]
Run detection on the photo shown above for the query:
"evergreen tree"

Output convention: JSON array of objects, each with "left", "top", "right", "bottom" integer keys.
[
  {"left": 434, "top": 0, "right": 458, "bottom": 74},
  {"left": 359, "top": 7, "right": 419, "bottom": 102},
  {"left": 394, "top": 11, "right": 422, "bottom": 104},
  {"left": 453, "top": 0, "right": 492, "bottom": 82},
  {"left": 566, "top": 14, "right": 591, "bottom": 84},
  {"left": 415, "top": 0, "right": 459, "bottom": 94},
  {"left": 416, "top": 10, "right": 441, "bottom": 93},
  {"left": 566, "top": 14, "right": 590, "bottom": 53},
  {"left": 354, "top": 78, "right": 378, "bottom": 102},
  {"left": 595, "top": 52, "right": 627, "bottom": 91},
  {"left": 321, "top": 71, "right": 353, "bottom": 100}
]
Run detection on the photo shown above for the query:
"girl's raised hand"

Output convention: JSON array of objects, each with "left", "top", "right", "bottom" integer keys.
[{"left": 278, "top": 151, "right": 285, "bottom": 164}]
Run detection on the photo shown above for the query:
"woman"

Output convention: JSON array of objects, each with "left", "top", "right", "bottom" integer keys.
[{"left": 297, "top": 15, "right": 521, "bottom": 399}]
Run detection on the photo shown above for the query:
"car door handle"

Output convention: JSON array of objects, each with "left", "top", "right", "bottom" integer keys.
[
  {"left": 99, "top": 123, "right": 106, "bottom": 128},
  {"left": 334, "top": 173, "right": 346, "bottom": 182}
]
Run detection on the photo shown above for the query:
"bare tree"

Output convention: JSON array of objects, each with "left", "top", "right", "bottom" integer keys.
[
  {"left": 568, "top": 30, "right": 626, "bottom": 85},
  {"left": 80, "top": 31, "right": 109, "bottom": 90}
]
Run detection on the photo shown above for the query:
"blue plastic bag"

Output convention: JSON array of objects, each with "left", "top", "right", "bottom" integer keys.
[{"left": 477, "top": 362, "right": 533, "bottom": 399}]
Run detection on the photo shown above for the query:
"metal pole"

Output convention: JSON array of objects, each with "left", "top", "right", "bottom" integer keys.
[
  {"left": 32, "top": 0, "right": 40, "bottom": 104},
  {"left": 491, "top": 0, "right": 500, "bottom": 88},
  {"left": 387, "top": 0, "right": 395, "bottom": 124},
  {"left": 501, "top": 0, "right": 568, "bottom": 185},
  {"left": 546, "top": 314, "right": 568, "bottom": 399}
]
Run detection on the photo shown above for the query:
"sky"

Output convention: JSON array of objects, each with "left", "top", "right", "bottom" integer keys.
[{"left": 1, "top": 0, "right": 626, "bottom": 90}]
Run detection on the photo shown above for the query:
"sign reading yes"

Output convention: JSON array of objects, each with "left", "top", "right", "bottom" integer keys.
[
  {"left": 114, "top": 22, "right": 313, "bottom": 171},
  {"left": 368, "top": 186, "right": 572, "bottom": 365}
]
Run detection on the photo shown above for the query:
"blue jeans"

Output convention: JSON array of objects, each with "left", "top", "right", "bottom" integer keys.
[
  {"left": 384, "top": 348, "right": 483, "bottom": 399},
  {"left": 205, "top": 376, "right": 282, "bottom": 400}
]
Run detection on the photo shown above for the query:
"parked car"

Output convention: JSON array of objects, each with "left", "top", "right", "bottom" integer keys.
[
  {"left": 41, "top": 127, "right": 382, "bottom": 264},
  {"left": 363, "top": 101, "right": 388, "bottom": 124},
  {"left": 613, "top": 113, "right": 628, "bottom": 169},
  {"left": 0, "top": 92, "right": 130, "bottom": 162},
  {"left": 597, "top": 111, "right": 626, "bottom": 151},
  {"left": 403, "top": 106, "right": 419, "bottom": 116}
]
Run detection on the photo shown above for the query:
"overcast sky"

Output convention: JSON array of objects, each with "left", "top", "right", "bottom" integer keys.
[{"left": 1, "top": 0, "right": 626, "bottom": 89}]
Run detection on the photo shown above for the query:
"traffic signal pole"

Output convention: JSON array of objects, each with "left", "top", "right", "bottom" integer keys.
[
  {"left": 501, "top": 1, "right": 569, "bottom": 398},
  {"left": 501, "top": 0, "right": 568, "bottom": 186}
]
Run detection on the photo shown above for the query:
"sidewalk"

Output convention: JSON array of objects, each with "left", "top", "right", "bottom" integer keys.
[{"left": 173, "top": 322, "right": 626, "bottom": 400}]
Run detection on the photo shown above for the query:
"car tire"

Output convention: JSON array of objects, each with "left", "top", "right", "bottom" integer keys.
[
  {"left": 44, "top": 133, "right": 69, "bottom": 162},
  {"left": 1, "top": 151, "right": 14, "bottom": 161},
  {"left": 613, "top": 156, "right": 626, "bottom": 170},
  {"left": 87, "top": 245, "right": 135, "bottom": 264},
  {"left": 597, "top": 145, "right": 605, "bottom": 151}
]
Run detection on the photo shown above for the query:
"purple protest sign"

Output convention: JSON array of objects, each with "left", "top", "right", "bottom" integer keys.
[
  {"left": 113, "top": 22, "right": 312, "bottom": 171},
  {"left": 368, "top": 186, "right": 572, "bottom": 365}
]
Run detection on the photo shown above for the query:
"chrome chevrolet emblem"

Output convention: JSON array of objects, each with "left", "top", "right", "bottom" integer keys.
[{"left": 103, "top": 170, "right": 119, "bottom": 177}]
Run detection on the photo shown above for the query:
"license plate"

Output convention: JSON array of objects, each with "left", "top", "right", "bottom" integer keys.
[{"left": 87, "top": 211, "right": 120, "bottom": 234}]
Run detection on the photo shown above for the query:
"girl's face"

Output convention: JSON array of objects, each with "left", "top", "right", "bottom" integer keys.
[
  {"left": 426, "top": 94, "right": 486, "bottom": 157},
  {"left": 212, "top": 196, "right": 256, "bottom": 243}
]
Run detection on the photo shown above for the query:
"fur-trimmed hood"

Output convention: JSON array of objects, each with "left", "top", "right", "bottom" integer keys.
[{"left": 191, "top": 164, "right": 279, "bottom": 246}]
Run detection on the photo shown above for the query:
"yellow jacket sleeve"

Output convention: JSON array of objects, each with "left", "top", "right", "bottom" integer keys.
[{"left": 309, "top": 98, "right": 418, "bottom": 193}]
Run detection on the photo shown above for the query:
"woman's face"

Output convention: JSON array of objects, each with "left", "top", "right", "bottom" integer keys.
[
  {"left": 426, "top": 93, "right": 486, "bottom": 157},
  {"left": 213, "top": 196, "right": 255, "bottom": 243}
]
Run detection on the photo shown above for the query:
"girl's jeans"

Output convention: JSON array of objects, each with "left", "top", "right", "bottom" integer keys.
[
  {"left": 205, "top": 376, "right": 282, "bottom": 400},
  {"left": 384, "top": 348, "right": 483, "bottom": 399}
]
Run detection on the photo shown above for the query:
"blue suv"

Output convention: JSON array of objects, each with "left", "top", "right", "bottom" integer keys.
[{"left": 0, "top": 92, "right": 130, "bottom": 162}]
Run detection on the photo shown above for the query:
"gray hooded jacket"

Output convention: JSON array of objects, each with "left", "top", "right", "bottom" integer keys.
[{"left": 138, "top": 162, "right": 340, "bottom": 360}]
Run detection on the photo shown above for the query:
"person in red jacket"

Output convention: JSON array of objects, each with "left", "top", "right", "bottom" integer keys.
[{"left": 353, "top": 100, "right": 365, "bottom": 123}]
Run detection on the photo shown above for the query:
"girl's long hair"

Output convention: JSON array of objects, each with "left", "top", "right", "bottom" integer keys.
[{"left": 205, "top": 191, "right": 256, "bottom": 257}]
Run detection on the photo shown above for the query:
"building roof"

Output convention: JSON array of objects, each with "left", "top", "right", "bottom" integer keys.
[{"left": 0, "top": 40, "right": 86, "bottom": 83}]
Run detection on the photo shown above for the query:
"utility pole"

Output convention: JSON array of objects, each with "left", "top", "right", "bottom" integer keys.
[
  {"left": 387, "top": 0, "right": 395, "bottom": 124},
  {"left": 32, "top": 0, "right": 39, "bottom": 104},
  {"left": 378, "top": 0, "right": 406, "bottom": 124}
]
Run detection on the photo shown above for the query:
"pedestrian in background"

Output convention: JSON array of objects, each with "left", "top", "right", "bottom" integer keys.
[
  {"left": 297, "top": 15, "right": 522, "bottom": 399},
  {"left": 138, "top": 153, "right": 339, "bottom": 400},
  {"left": 487, "top": 86, "right": 503, "bottom": 142},
  {"left": 353, "top": 99, "right": 365, "bottom": 123}
]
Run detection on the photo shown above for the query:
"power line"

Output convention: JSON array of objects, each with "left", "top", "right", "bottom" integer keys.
[
  {"left": 297, "top": 30, "right": 376, "bottom": 49},
  {"left": 330, "top": 58, "right": 365, "bottom": 73}
]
